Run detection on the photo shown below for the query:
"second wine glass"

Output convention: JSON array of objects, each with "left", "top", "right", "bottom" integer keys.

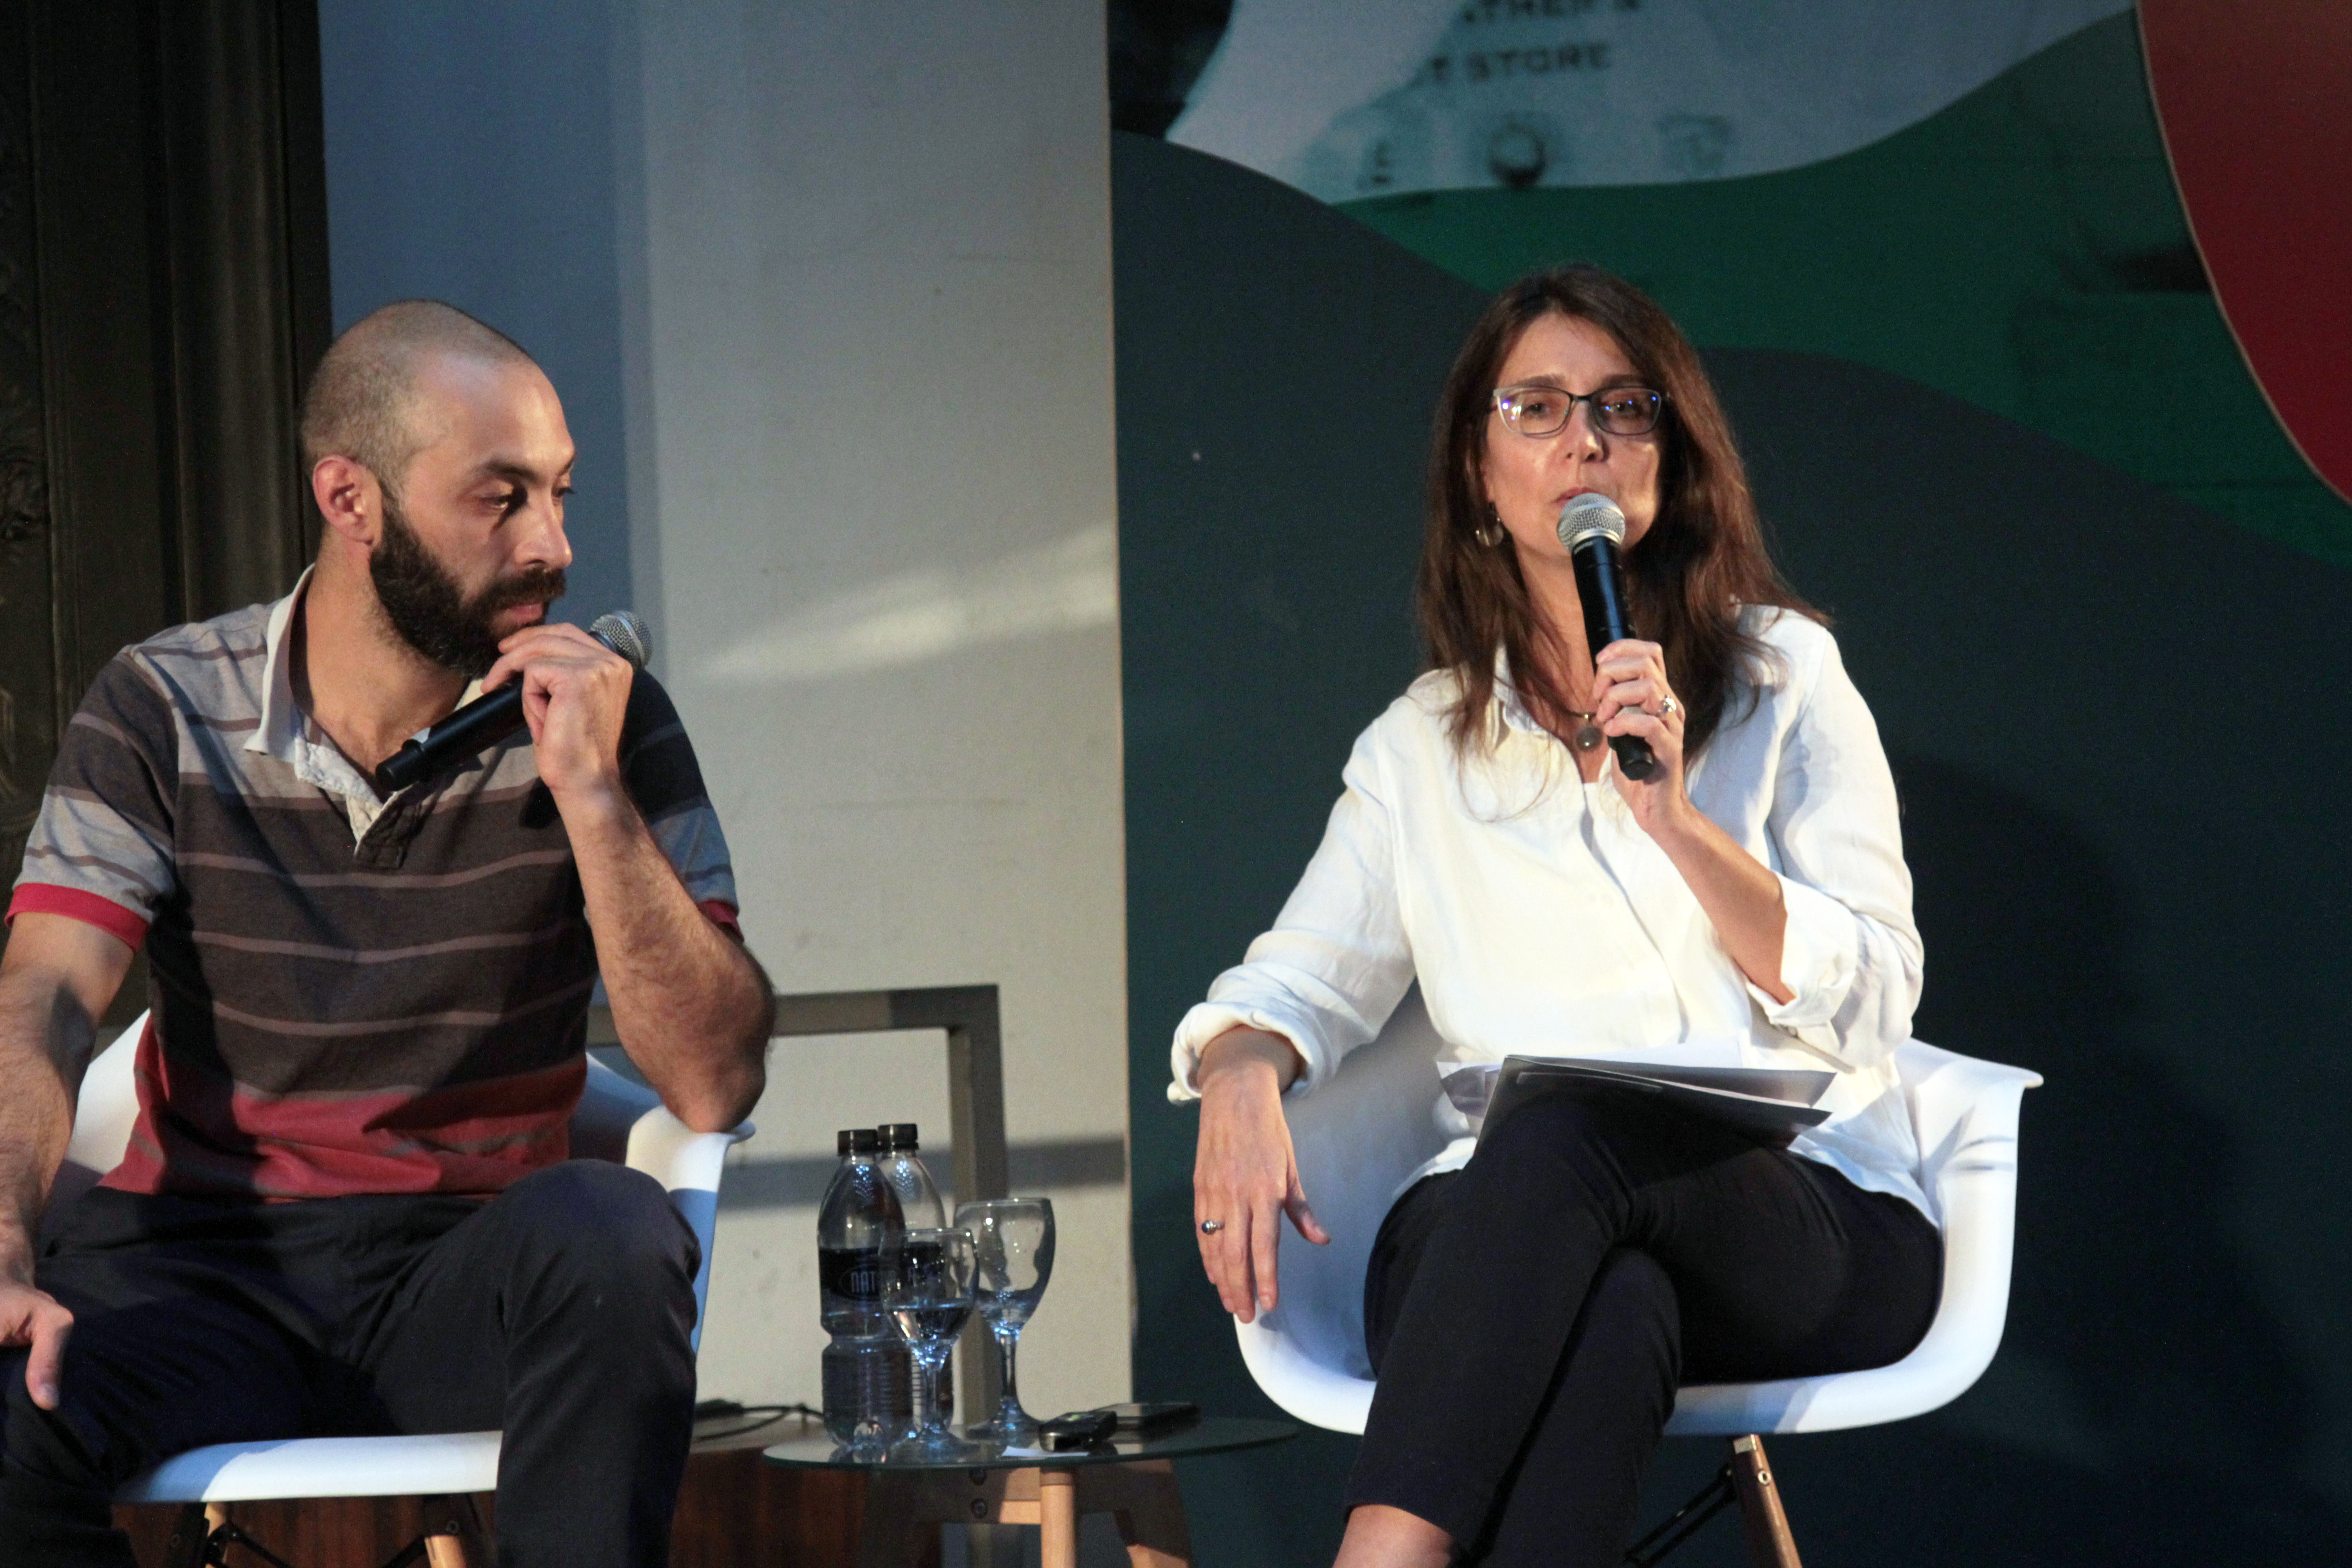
[
  {"left": 955, "top": 1196, "right": 1055, "bottom": 1443},
  {"left": 885, "top": 1226, "right": 978, "bottom": 1459}
]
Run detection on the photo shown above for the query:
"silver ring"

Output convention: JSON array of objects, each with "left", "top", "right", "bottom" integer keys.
[
  {"left": 1659, "top": 697, "right": 1680, "bottom": 718},
  {"left": 1198, "top": 1219, "right": 1225, "bottom": 1235}
]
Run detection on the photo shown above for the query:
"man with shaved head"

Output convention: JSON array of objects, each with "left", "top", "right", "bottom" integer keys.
[{"left": 0, "top": 301, "right": 774, "bottom": 1566}]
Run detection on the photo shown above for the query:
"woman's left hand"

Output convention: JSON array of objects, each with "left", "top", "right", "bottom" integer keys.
[{"left": 1592, "top": 638, "right": 1693, "bottom": 837}]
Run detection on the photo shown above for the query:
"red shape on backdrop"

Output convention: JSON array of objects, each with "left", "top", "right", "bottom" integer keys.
[{"left": 2141, "top": 1, "right": 2352, "bottom": 506}]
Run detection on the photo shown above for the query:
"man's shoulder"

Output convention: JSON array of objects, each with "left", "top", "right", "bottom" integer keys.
[
  {"left": 103, "top": 602, "right": 277, "bottom": 720},
  {"left": 122, "top": 601, "right": 276, "bottom": 671},
  {"left": 620, "top": 665, "right": 684, "bottom": 735},
  {"left": 617, "top": 668, "right": 713, "bottom": 819}
]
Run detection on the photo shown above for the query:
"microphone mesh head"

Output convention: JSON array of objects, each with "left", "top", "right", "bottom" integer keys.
[
  {"left": 1556, "top": 492, "right": 1627, "bottom": 552},
  {"left": 588, "top": 610, "right": 652, "bottom": 670}
]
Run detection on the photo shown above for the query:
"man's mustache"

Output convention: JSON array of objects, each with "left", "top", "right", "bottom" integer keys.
[{"left": 475, "top": 568, "right": 567, "bottom": 613}]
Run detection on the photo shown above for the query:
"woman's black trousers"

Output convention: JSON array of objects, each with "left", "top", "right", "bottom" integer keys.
[{"left": 1349, "top": 1087, "right": 1943, "bottom": 1567}]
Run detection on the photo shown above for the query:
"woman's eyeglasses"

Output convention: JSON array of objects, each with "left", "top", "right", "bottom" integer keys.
[{"left": 1491, "top": 384, "right": 1666, "bottom": 439}]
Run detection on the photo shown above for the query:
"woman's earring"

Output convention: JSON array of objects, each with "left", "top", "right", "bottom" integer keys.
[{"left": 1474, "top": 508, "right": 1507, "bottom": 547}]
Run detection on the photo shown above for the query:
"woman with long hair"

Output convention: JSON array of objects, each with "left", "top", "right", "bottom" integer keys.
[{"left": 1171, "top": 266, "right": 1940, "bottom": 1566}]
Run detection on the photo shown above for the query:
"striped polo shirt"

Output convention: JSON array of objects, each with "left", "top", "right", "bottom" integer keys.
[{"left": 6, "top": 576, "right": 740, "bottom": 1201}]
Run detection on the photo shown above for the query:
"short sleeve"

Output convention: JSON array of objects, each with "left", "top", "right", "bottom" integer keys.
[
  {"left": 617, "top": 671, "right": 741, "bottom": 934},
  {"left": 6, "top": 656, "right": 180, "bottom": 948}
]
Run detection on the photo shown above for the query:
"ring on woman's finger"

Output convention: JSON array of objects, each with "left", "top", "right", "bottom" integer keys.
[
  {"left": 1198, "top": 1219, "right": 1225, "bottom": 1235},
  {"left": 1659, "top": 696, "right": 1679, "bottom": 718}
]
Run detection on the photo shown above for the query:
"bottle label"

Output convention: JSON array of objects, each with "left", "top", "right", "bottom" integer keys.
[{"left": 819, "top": 1246, "right": 893, "bottom": 1302}]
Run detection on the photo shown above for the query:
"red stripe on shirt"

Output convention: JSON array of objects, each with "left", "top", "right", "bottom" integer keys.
[
  {"left": 101, "top": 1047, "right": 588, "bottom": 1201},
  {"left": 699, "top": 899, "right": 744, "bottom": 943},
  {"left": 5, "top": 883, "right": 149, "bottom": 949}
]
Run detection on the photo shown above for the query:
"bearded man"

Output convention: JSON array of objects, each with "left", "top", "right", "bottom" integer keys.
[{"left": 0, "top": 300, "right": 774, "bottom": 1567}]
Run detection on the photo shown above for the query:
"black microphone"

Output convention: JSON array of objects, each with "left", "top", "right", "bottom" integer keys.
[
  {"left": 375, "top": 610, "right": 651, "bottom": 794},
  {"left": 1556, "top": 495, "right": 1657, "bottom": 782}
]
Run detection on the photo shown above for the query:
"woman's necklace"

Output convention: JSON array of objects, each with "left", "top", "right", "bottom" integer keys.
[{"left": 1563, "top": 707, "right": 1603, "bottom": 754}]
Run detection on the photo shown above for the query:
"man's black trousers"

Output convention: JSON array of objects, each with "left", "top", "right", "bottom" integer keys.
[
  {"left": 0, "top": 1161, "right": 701, "bottom": 1568},
  {"left": 1349, "top": 1088, "right": 1943, "bottom": 1568}
]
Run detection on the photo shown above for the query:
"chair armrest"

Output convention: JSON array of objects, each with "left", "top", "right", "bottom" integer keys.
[{"left": 624, "top": 1103, "right": 753, "bottom": 1353}]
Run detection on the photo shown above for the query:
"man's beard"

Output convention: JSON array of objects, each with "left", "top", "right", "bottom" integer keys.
[{"left": 370, "top": 494, "right": 566, "bottom": 677}]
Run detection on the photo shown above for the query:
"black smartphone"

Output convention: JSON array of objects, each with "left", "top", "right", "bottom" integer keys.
[
  {"left": 1106, "top": 1401, "right": 1200, "bottom": 1437},
  {"left": 1038, "top": 1410, "right": 1119, "bottom": 1451}
]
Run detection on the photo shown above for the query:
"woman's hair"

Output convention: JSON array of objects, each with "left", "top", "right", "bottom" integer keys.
[{"left": 1416, "top": 265, "right": 1820, "bottom": 759}]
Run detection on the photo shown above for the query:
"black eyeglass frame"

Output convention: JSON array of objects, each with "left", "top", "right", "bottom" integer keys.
[{"left": 1490, "top": 383, "right": 1669, "bottom": 439}]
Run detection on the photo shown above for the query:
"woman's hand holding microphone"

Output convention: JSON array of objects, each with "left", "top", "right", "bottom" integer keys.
[{"left": 1590, "top": 636, "right": 1691, "bottom": 837}]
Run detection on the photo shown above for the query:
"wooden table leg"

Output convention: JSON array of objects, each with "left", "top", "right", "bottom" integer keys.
[
  {"left": 1077, "top": 1459, "right": 1192, "bottom": 1568},
  {"left": 1728, "top": 1435, "right": 1803, "bottom": 1568},
  {"left": 1038, "top": 1469, "right": 1078, "bottom": 1568}
]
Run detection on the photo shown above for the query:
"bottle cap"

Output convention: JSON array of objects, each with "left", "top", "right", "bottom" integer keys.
[
  {"left": 879, "top": 1122, "right": 921, "bottom": 1151},
  {"left": 837, "top": 1128, "right": 880, "bottom": 1155}
]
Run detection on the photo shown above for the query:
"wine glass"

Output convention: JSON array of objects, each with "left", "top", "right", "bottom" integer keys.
[
  {"left": 955, "top": 1197, "right": 1056, "bottom": 1443},
  {"left": 885, "top": 1226, "right": 979, "bottom": 1459}
]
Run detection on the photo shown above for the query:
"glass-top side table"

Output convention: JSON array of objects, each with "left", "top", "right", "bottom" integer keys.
[{"left": 762, "top": 1416, "right": 1297, "bottom": 1568}]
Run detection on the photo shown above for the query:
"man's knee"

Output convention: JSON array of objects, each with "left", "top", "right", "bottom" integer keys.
[{"left": 494, "top": 1161, "right": 701, "bottom": 1312}]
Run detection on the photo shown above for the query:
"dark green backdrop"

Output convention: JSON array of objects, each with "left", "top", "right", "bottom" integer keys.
[{"left": 1115, "top": 102, "right": 2352, "bottom": 1568}]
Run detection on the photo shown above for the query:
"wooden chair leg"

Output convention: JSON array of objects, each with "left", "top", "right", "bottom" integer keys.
[
  {"left": 419, "top": 1494, "right": 490, "bottom": 1568},
  {"left": 1727, "top": 1435, "right": 1803, "bottom": 1568}
]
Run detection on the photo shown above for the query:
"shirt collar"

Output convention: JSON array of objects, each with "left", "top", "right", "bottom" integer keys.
[
  {"left": 250, "top": 567, "right": 314, "bottom": 763},
  {"left": 246, "top": 567, "right": 485, "bottom": 804},
  {"left": 1490, "top": 648, "right": 1548, "bottom": 736}
]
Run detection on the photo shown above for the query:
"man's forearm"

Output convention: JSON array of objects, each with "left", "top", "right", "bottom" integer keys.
[
  {"left": 0, "top": 970, "right": 94, "bottom": 1279},
  {"left": 562, "top": 791, "right": 773, "bottom": 1132}
]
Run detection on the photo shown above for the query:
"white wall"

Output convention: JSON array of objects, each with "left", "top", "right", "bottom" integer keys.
[
  {"left": 611, "top": 2, "right": 1132, "bottom": 1417},
  {"left": 322, "top": 0, "right": 1132, "bottom": 1422}
]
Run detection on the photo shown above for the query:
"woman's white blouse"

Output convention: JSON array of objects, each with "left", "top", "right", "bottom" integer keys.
[{"left": 1169, "top": 609, "right": 1931, "bottom": 1217}]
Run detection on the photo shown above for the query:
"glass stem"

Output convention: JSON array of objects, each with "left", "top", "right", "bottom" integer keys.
[
  {"left": 995, "top": 1323, "right": 1024, "bottom": 1422},
  {"left": 911, "top": 1345, "right": 946, "bottom": 1438}
]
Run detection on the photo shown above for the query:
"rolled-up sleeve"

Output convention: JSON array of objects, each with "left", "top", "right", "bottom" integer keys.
[
  {"left": 1168, "top": 725, "right": 1416, "bottom": 1102},
  {"left": 1747, "top": 629, "right": 1922, "bottom": 1070}
]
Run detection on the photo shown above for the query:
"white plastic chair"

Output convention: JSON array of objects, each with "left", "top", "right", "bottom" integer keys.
[
  {"left": 50, "top": 1013, "right": 751, "bottom": 1566},
  {"left": 1230, "top": 989, "right": 2040, "bottom": 1563}
]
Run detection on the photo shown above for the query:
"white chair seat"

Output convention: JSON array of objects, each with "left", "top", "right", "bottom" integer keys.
[
  {"left": 51, "top": 1014, "right": 750, "bottom": 1508},
  {"left": 1232, "top": 990, "right": 2041, "bottom": 1439},
  {"left": 116, "top": 1432, "right": 503, "bottom": 1505}
]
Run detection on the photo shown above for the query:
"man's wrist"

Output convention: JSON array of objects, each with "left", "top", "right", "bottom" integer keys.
[
  {"left": 547, "top": 774, "right": 638, "bottom": 839},
  {"left": 0, "top": 1230, "right": 39, "bottom": 1289}
]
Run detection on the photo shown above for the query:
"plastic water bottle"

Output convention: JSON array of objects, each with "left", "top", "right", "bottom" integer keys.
[
  {"left": 877, "top": 1122, "right": 955, "bottom": 1422},
  {"left": 818, "top": 1128, "right": 911, "bottom": 1450}
]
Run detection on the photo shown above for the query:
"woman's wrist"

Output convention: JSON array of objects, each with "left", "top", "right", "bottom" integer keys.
[
  {"left": 1196, "top": 1027, "right": 1303, "bottom": 1096},
  {"left": 1637, "top": 786, "right": 1706, "bottom": 847}
]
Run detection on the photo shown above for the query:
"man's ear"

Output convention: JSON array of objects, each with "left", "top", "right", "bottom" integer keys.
[{"left": 310, "top": 456, "right": 383, "bottom": 548}]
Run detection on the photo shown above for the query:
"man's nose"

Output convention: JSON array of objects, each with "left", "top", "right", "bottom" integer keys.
[{"left": 515, "top": 495, "right": 573, "bottom": 573}]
